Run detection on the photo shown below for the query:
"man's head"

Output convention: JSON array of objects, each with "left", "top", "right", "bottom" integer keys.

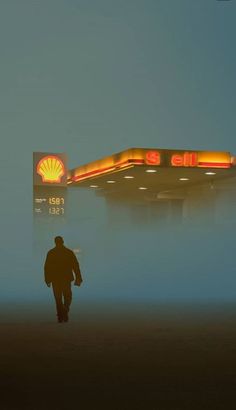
[{"left": 54, "top": 236, "right": 64, "bottom": 247}]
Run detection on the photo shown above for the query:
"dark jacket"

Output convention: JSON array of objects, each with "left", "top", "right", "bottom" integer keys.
[{"left": 44, "top": 245, "right": 82, "bottom": 284}]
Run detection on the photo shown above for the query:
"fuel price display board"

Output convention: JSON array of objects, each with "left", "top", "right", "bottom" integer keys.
[{"left": 33, "top": 187, "right": 67, "bottom": 218}]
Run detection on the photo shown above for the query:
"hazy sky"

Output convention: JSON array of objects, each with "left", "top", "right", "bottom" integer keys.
[
  {"left": 1, "top": 1, "right": 235, "bottom": 163},
  {"left": 1, "top": 0, "right": 236, "bottom": 302}
]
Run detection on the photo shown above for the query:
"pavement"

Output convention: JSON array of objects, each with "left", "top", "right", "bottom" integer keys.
[{"left": 1, "top": 301, "right": 236, "bottom": 409}]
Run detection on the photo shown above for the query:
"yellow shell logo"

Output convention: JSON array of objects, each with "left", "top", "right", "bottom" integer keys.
[{"left": 37, "top": 155, "right": 65, "bottom": 183}]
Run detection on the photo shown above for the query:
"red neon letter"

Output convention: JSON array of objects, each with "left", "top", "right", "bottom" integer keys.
[
  {"left": 182, "top": 152, "right": 198, "bottom": 167},
  {"left": 146, "top": 151, "right": 160, "bottom": 165},
  {"left": 171, "top": 154, "right": 183, "bottom": 167},
  {"left": 183, "top": 152, "right": 189, "bottom": 167},
  {"left": 189, "top": 152, "right": 198, "bottom": 167}
]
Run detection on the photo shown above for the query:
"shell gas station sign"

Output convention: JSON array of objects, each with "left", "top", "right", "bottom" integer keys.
[{"left": 33, "top": 152, "right": 67, "bottom": 187}]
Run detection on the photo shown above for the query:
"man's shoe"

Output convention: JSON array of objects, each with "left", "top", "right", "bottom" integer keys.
[{"left": 63, "top": 310, "right": 69, "bottom": 322}]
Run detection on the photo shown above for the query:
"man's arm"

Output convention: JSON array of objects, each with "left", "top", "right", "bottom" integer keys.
[
  {"left": 44, "top": 252, "right": 52, "bottom": 287},
  {"left": 71, "top": 252, "right": 83, "bottom": 286}
]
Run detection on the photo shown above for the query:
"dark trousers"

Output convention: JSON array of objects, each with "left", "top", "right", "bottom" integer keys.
[{"left": 52, "top": 281, "right": 72, "bottom": 319}]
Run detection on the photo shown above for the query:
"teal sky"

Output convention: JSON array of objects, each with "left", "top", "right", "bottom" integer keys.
[
  {"left": 0, "top": 1, "right": 235, "bottom": 165},
  {"left": 1, "top": 0, "right": 236, "bottom": 301}
]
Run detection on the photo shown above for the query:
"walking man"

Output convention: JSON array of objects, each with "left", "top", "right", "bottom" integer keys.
[{"left": 44, "top": 236, "right": 83, "bottom": 323}]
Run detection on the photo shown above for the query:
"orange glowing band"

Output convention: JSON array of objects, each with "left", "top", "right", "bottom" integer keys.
[
  {"left": 71, "top": 159, "right": 144, "bottom": 183},
  {"left": 37, "top": 155, "right": 65, "bottom": 183},
  {"left": 197, "top": 162, "right": 231, "bottom": 168},
  {"left": 197, "top": 151, "right": 231, "bottom": 168}
]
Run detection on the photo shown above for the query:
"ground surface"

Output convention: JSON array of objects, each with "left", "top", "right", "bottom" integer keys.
[{"left": 1, "top": 301, "right": 236, "bottom": 410}]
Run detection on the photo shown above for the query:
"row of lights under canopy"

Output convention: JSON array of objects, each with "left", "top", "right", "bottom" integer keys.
[{"left": 89, "top": 169, "right": 217, "bottom": 189}]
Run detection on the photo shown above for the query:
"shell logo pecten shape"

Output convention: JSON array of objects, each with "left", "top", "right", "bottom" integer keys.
[{"left": 37, "top": 155, "right": 65, "bottom": 183}]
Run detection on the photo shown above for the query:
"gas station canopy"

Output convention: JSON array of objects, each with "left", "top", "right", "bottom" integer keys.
[{"left": 67, "top": 148, "right": 236, "bottom": 196}]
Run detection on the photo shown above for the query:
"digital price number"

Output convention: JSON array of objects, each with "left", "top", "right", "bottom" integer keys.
[
  {"left": 48, "top": 197, "right": 65, "bottom": 205},
  {"left": 48, "top": 197, "right": 65, "bottom": 215},
  {"left": 49, "top": 207, "right": 65, "bottom": 215},
  {"left": 33, "top": 189, "right": 67, "bottom": 218}
]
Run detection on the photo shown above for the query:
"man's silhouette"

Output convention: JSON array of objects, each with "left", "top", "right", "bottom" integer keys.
[{"left": 44, "top": 236, "right": 82, "bottom": 323}]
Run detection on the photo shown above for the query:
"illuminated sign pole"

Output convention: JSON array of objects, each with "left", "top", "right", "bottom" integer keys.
[{"left": 33, "top": 152, "right": 68, "bottom": 250}]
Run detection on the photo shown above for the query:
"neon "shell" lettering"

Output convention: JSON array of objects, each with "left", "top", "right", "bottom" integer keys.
[{"left": 171, "top": 152, "right": 198, "bottom": 167}]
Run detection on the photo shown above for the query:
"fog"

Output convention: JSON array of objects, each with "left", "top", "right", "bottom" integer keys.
[
  {"left": 0, "top": 0, "right": 236, "bottom": 306},
  {"left": 2, "top": 184, "right": 235, "bottom": 305}
]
